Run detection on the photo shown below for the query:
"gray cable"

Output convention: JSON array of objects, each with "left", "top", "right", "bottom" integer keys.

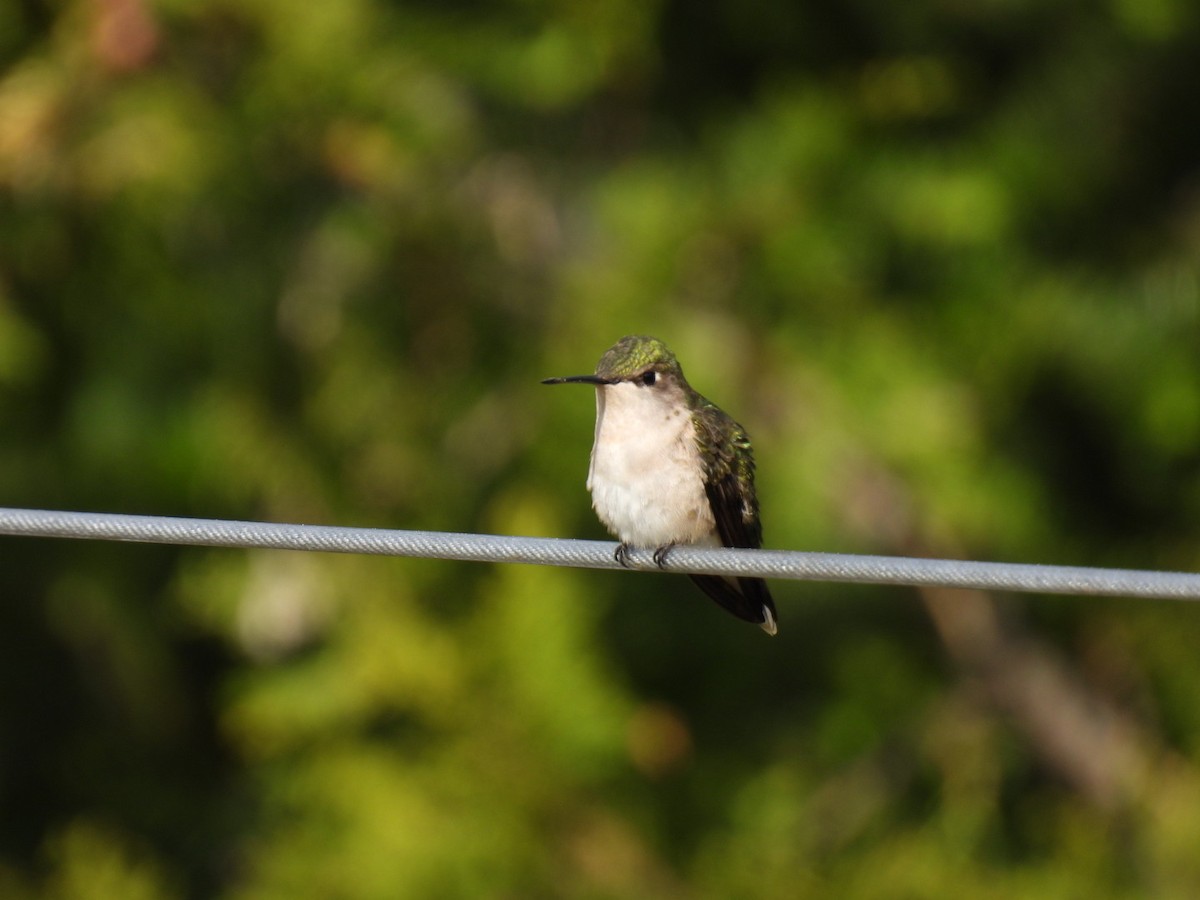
[{"left": 1, "top": 506, "right": 1199, "bottom": 600}]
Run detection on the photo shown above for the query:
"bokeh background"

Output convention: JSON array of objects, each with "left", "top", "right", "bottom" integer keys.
[{"left": 3, "top": 0, "right": 1200, "bottom": 896}]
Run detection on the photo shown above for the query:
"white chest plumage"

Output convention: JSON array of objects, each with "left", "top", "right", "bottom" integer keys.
[{"left": 585, "top": 382, "right": 719, "bottom": 549}]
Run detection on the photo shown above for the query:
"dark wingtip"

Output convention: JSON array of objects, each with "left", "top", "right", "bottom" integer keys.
[{"left": 689, "top": 575, "right": 779, "bottom": 635}]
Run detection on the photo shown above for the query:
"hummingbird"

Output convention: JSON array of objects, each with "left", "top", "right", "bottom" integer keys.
[{"left": 543, "top": 335, "right": 778, "bottom": 635}]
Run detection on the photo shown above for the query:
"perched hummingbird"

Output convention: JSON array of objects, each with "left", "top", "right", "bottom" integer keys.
[{"left": 543, "top": 335, "right": 778, "bottom": 635}]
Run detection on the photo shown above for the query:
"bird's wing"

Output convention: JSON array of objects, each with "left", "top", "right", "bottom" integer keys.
[
  {"left": 692, "top": 401, "right": 778, "bottom": 633},
  {"left": 693, "top": 401, "right": 762, "bottom": 549},
  {"left": 704, "top": 453, "right": 761, "bottom": 550}
]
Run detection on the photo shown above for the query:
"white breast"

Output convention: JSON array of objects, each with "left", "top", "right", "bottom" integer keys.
[{"left": 585, "top": 382, "right": 718, "bottom": 548}]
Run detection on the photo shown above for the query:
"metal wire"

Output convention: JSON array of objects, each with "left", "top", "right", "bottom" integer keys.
[{"left": 2, "top": 506, "right": 1199, "bottom": 600}]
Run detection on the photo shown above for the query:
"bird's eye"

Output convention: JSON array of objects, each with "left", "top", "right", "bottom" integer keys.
[{"left": 640, "top": 371, "right": 657, "bottom": 386}]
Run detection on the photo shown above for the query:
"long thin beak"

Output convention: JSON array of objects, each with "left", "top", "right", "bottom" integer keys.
[{"left": 541, "top": 375, "right": 613, "bottom": 385}]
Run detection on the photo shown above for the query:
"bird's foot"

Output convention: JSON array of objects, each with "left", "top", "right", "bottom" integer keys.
[
  {"left": 614, "top": 542, "right": 634, "bottom": 568},
  {"left": 652, "top": 543, "right": 676, "bottom": 569}
]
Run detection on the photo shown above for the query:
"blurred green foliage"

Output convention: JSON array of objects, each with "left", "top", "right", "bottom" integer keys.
[{"left": 3, "top": 0, "right": 1200, "bottom": 896}]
